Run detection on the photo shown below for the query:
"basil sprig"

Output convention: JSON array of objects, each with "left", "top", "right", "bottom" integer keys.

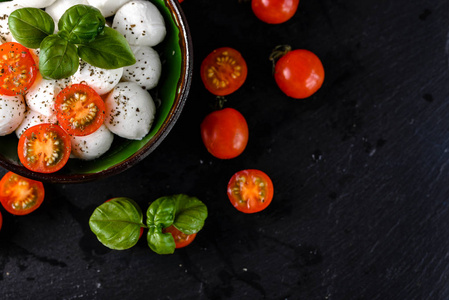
[
  {"left": 89, "top": 195, "right": 208, "bottom": 254},
  {"left": 8, "top": 5, "right": 136, "bottom": 80}
]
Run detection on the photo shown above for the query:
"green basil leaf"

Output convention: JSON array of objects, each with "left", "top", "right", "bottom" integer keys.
[
  {"left": 172, "top": 194, "right": 208, "bottom": 235},
  {"left": 8, "top": 8, "right": 55, "bottom": 49},
  {"left": 147, "top": 227, "right": 176, "bottom": 255},
  {"left": 89, "top": 197, "right": 144, "bottom": 250},
  {"left": 58, "top": 4, "right": 105, "bottom": 44},
  {"left": 77, "top": 27, "right": 136, "bottom": 69},
  {"left": 39, "top": 34, "right": 79, "bottom": 80}
]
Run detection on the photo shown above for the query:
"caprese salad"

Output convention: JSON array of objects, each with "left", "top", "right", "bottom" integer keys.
[{"left": 0, "top": 0, "right": 165, "bottom": 173}]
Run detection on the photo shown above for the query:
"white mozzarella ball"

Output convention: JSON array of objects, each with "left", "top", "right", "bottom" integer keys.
[
  {"left": 25, "top": 73, "right": 65, "bottom": 117},
  {"left": 87, "top": 0, "right": 132, "bottom": 17},
  {"left": 0, "top": 2, "right": 24, "bottom": 44},
  {"left": 71, "top": 124, "right": 114, "bottom": 160},
  {"left": 15, "top": 110, "right": 57, "bottom": 138},
  {"left": 45, "top": 0, "right": 89, "bottom": 25},
  {"left": 71, "top": 60, "right": 123, "bottom": 95},
  {"left": 0, "top": 94, "right": 26, "bottom": 136},
  {"left": 104, "top": 82, "right": 156, "bottom": 140},
  {"left": 122, "top": 46, "right": 161, "bottom": 90},
  {"left": 15, "top": 0, "right": 57, "bottom": 8},
  {"left": 112, "top": 0, "right": 166, "bottom": 47}
]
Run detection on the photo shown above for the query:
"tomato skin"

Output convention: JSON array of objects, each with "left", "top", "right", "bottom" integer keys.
[
  {"left": 251, "top": 0, "right": 299, "bottom": 24},
  {"left": 163, "top": 224, "right": 197, "bottom": 248},
  {"left": 18, "top": 123, "right": 72, "bottom": 173},
  {"left": 200, "top": 47, "right": 247, "bottom": 96},
  {"left": 0, "top": 172, "right": 45, "bottom": 215},
  {"left": 200, "top": 108, "right": 249, "bottom": 159},
  {"left": 227, "top": 169, "right": 274, "bottom": 213}
]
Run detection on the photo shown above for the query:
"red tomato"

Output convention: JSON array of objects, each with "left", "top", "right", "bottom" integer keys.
[
  {"left": 18, "top": 123, "right": 71, "bottom": 173},
  {"left": 227, "top": 169, "right": 274, "bottom": 213},
  {"left": 252, "top": 0, "right": 299, "bottom": 24},
  {"left": 55, "top": 83, "right": 105, "bottom": 136},
  {"left": 274, "top": 49, "right": 324, "bottom": 99},
  {"left": 200, "top": 108, "right": 249, "bottom": 159},
  {"left": 0, "top": 42, "right": 38, "bottom": 96},
  {"left": 179, "top": 0, "right": 184, "bottom": 2},
  {"left": 200, "top": 47, "right": 247, "bottom": 96},
  {"left": 163, "top": 224, "right": 197, "bottom": 248},
  {"left": 0, "top": 172, "right": 45, "bottom": 215}
]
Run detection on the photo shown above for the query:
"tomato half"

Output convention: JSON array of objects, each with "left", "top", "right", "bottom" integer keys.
[
  {"left": 200, "top": 47, "right": 247, "bottom": 96},
  {"left": 200, "top": 108, "right": 249, "bottom": 159},
  {"left": 163, "top": 224, "right": 197, "bottom": 248},
  {"left": 55, "top": 83, "right": 105, "bottom": 136},
  {"left": 274, "top": 49, "right": 324, "bottom": 99},
  {"left": 18, "top": 123, "right": 71, "bottom": 173},
  {"left": 251, "top": 0, "right": 299, "bottom": 24},
  {"left": 227, "top": 169, "right": 274, "bottom": 213},
  {"left": 0, "top": 172, "right": 45, "bottom": 215},
  {"left": 0, "top": 42, "right": 38, "bottom": 96}
]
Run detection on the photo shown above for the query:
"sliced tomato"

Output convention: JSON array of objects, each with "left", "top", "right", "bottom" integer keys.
[
  {"left": 227, "top": 169, "right": 274, "bottom": 213},
  {"left": 163, "top": 224, "right": 197, "bottom": 248},
  {"left": 0, "top": 42, "right": 38, "bottom": 96},
  {"left": 200, "top": 47, "right": 247, "bottom": 96},
  {"left": 55, "top": 83, "right": 105, "bottom": 136},
  {"left": 0, "top": 172, "right": 45, "bottom": 215},
  {"left": 18, "top": 123, "right": 71, "bottom": 173}
]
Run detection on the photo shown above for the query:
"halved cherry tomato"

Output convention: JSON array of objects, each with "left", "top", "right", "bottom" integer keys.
[
  {"left": 274, "top": 48, "right": 324, "bottom": 99},
  {"left": 251, "top": 0, "right": 299, "bottom": 24},
  {"left": 18, "top": 123, "right": 71, "bottom": 173},
  {"left": 0, "top": 172, "right": 45, "bottom": 215},
  {"left": 227, "top": 169, "right": 274, "bottom": 213},
  {"left": 163, "top": 224, "right": 197, "bottom": 248},
  {"left": 0, "top": 42, "right": 38, "bottom": 96},
  {"left": 200, "top": 107, "right": 249, "bottom": 159},
  {"left": 55, "top": 83, "right": 105, "bottom": 136},
  {"left": 200, "top": 47, "right": 247, "bottom": 96}
]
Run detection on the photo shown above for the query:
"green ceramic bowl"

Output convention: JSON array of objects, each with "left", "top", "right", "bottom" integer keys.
[{"left": 0, "top": 0, "right": 192, "bottom": 183}]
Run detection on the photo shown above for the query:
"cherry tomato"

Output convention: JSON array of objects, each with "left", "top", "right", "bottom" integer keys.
[
  {"left": 274, "top": 49, "right": 324, "bottom": 99},
  {"left": 0, "top": 42, "right": 38, "bottom": 96},
  {"left": 0, "top": 172, "right": 45, "bottom": 215},
  {"left": 200, "top": 108, "right": 249, "bottom": 159},
  {"left": 227, "top": 169, "right": 274, "bottom": 213},
  {"left": 55, "top": 83, "right": 105, "bottom": 136},
  {"left": 200, "top": 47, "right": 247, "bottom": 96},
  {"left": 163, "top": 224, "right": 197, "bottom": 248},
  {"left": 18, "top": 123, "right": 71, "bottom": 173},
  {"left": 251, "top": 0, "right": 299, "bottom": 24}
]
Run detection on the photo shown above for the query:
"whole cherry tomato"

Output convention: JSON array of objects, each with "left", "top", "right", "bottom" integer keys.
[
  {"left": 200, "top": 47, "right": 247, "bottom": 96},
  {"left": 251, "top": 0, "right": 300, "bottom": 24},
  {"left": 227, "top": 169, "right": 274, "bottom": 213},
  {"left": 200, "top": 108, "right": 249, "bottom": 159},
  {"left": 163, "top": 225, "right": 197, "bottom": 248},
  {"left": 274, "top": 48, "right": 324, "bottom": 99}
]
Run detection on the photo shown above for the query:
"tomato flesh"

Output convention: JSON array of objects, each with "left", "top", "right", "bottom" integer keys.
[
  {"left": 55, "top": 83, "right": 105, "bottom": 136},
  {"left": 163, "top": 224, "right": 197, "bottom": 248},
  {"left": 18, "top": 123, "right": 71, "bottom": 173},
  {"left": 200, "top": 108, "right": 249, "bottom": 159},
  {"left": 0, "top": 42, "right": 37, "bottom": 96},
  {"left": 200, "top": 47, "right": 247, "bottom": 96},
  {"left": 0, "top": 172, "right": 45, "bottom": 215},
  {"left": 227, "top": 169, "right": 274, "bottom": 213},
  {"left": 252, "top": 0, "right": 299, "bottom": 24}
]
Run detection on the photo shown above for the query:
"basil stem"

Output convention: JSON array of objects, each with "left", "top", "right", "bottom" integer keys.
[{"left": 39, "top": 34, "right": 79, "bottom": 80}]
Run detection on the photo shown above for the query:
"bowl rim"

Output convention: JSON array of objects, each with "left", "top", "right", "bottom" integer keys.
[{"left": 0, "top": 0, "right": 193, "bottom": 184}]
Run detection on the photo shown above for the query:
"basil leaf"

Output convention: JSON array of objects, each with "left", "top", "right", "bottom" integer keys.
[
  {"left": 172, "top": 194, "right": 208, "bottom": 235},
  {"left": 39, "top": 34, "right": 79, "bottom": 80},
  {"left": 58, "top": 4, "right": 105, "bottom": 44},
  {"left": 89, "top": 197, "right": 144, "bottom": 250},
  {"left": 146, "top": 197, "right": 176, "bottom": 254},
  {"left": 147, "top": 227, "right": 176, "bottom": 255},
  {"left": 78, "top": 27, "right": 136, "bottom": 69},
  {"left": 8, "top": 8, "right": 55, "bottom": 49}
]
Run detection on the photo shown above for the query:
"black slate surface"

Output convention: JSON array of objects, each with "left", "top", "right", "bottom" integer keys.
[{"left": 1, "top": 0, "right": 449, "bottom": 299}]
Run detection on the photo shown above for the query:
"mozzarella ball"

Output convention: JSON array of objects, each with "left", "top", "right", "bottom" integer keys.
[
  {"left": 45, "top": 0, "right": 89, "bottom": 25},
  {"left": 71, "top": 124, "right": 114, "bottom": 160},
  {"left": 14, "top": 0, "right": 57, "bottom": 8},
  {"left": 71, "top": 60, "right": 123, "bottom": 95},
  {"left": 87, "top": 0, "right": 132, "bottom": 17},
  {"left": 104, "top": 82, "right": 156, "bottom": 140},
  {"left": 25, "top": 73, "right": 65, "bottom": 117},
  {"left": 0, "top": 2, "right": 23, "bottom": 44},
  {"left": 112, "top": 0, "right": 166, "bottom": 47},
  {"left": 15, "top": 110, "right": 57, "bottom": 138},
  {"left": 0, "top": 94, "right": 26, "bottom": 136},
  {"left": 122, "top": 46, "right": 161, "bottom": 90}
]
